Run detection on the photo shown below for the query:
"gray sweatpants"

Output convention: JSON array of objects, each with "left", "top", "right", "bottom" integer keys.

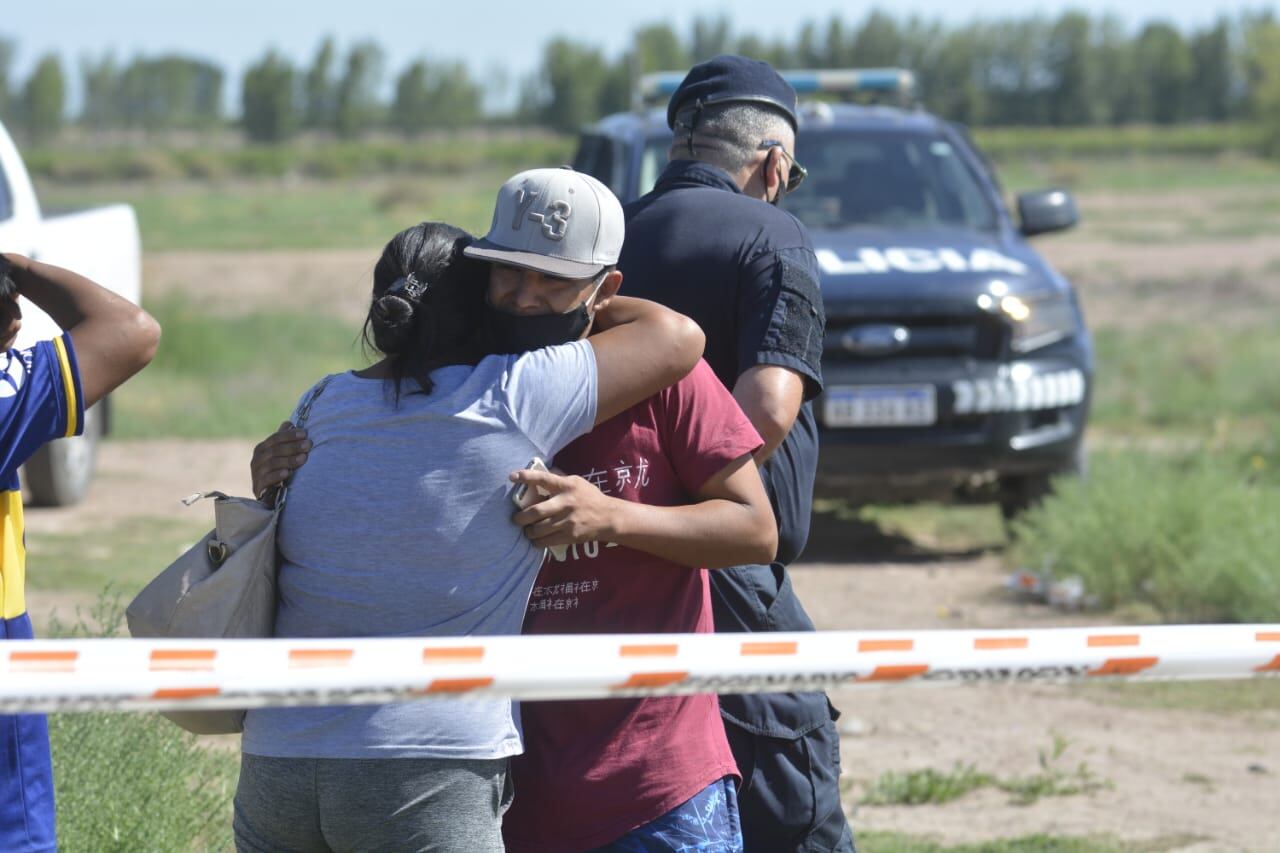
[{"left": 233, "top": 753, "right": 511, "bottom": 853}]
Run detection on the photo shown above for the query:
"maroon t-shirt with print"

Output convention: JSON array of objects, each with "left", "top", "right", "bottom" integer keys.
[{"left": 503, "top": 359, "right": 764, "bottom": 853}]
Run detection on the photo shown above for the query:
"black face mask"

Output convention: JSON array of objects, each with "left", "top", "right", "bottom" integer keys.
[{"left": 482, "top": 283, "right": 602, "bottom": 354}]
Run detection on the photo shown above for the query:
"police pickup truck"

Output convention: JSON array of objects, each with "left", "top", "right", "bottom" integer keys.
[
  {"left": 0, "top": 119, "right": 143, "bottom": 506},
  {"left": 573, "top": 69, "right": 1091, "bottom": 517}
]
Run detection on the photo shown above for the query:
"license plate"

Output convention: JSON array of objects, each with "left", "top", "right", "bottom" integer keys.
[{"left": 823, "top": 384, "right": 936, "bottom": 427}]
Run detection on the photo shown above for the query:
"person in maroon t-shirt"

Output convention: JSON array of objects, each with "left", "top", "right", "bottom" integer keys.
[{"left": 502, "top": 357, "right": 767, "bottom": 852}]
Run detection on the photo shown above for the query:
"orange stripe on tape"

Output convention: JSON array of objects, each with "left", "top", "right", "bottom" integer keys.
[
  {"left": 1257, "top": 632, "right": 1280, "bottom": 643},
  {"left": 613, "top": 672, "right": 689, "bottom": 690},
  {"left": 1088, "top": 657, "right": 1159, "bottom": 677},
  {"left": 1088, "top": 634, "right": 1140, "bottom": 648},
  {"left": 422, "top": 647, "right": 485, "bottom": 662},
  {"left": 289, "top": 649, "right": 354, "bottom": 668},
  {"left": 153, "top": 687, "right": 220, "bottom": 700},
  {"left": 975, "top": 637, "right": 1029, "bottom": 650},
  {"left": 424, "top": 677, "right": 494, "bottom": 693},
  {"left": 149, "top": 650, "right": 216, "bottom": 671},
  {"left": 10, "top": 651, "right": 78, "bottom": 673},
  {"left": 857, "top": 664, "right": 929, "bottom": 682},
  {"left": 1254, "top": 655, "right": 1280, "bottom": 673},
  {"left": 858, "top": 639, "right": 914, "bottom": 653},
  {"left": 741, "top": 642, "right": 798, "bottom": 656},
  {"left": 620, "top": 644, "right": 679, "bottom": 657}
]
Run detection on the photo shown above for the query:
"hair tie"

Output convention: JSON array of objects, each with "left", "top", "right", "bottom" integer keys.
[{"left": 388, "top": 272, "right": 429, "bottom": 302}]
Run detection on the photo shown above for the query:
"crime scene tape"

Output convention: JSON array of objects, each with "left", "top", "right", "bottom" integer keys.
[{"left": 2, "top": 625, "right": 1278, "bottom": 715}]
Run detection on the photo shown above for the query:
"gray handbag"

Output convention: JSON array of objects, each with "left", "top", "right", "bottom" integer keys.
[{"left": 125, "top": 376, "right": 332, "bottom": 735}]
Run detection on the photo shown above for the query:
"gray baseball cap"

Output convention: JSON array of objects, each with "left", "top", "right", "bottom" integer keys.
[{"left": 464, "top": 167, "right": 624, "bottom": 279}]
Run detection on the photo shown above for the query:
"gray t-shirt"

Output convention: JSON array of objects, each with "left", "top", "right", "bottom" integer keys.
[{"left": 241, "top": 340, "right": 597, "bottom": 760}]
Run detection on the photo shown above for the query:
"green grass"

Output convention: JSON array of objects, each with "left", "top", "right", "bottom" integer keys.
[
  {"left": 1090, "top": 323, "right": 1280, "bottom": 435},
  {"left": 33, "top": 133, "right": 575, "bottom": 251},
  {"left": 51, "top": 711, "right": 238, "bottom": 853},
  {"left": 859, "top": 833, "right": 1201, "bottom": 853},
  {"left": 1079, "top": 678, "right": 1280, "bottom": 714},
  {"left": 863, "top": 763, "right": 996, "bottom": 805},
  {"left": 24, "top": 516, "right": 211, "bottom": 595},
  {"left": 39, "top": 173, "right": 504, "bottom": 251},
  {"left": 111, "top": 294, "right": 364, "bottom": 438},
  {"left": 31, "top": 137, "right": 1280, "bottom": 252},
  {"left": 46, "top": 597, "right": 239, "bottom": 852},
  {"left": 1078, "top": 191, "right": 1280, "bottom": 243},
  {"left": 35, "top": 155, "right": 1280, "bottom": 252},
  {"left": 862, "top": 737, "right": 1108, "bottom": 810},
  {"left": 25, "top": 133, "right": 575, "bottom": 183},
  {"left": 1009, "top": 450, "right": 1280, "bottom": 622},
  {"left": 995, "top": 153, "right": 1280, "bottom": 194},
  {"left": 974, "top": 123, "right": 1265, "bottom": 162},
  {"left": 997, "top": 763, "right": 1108, "bottom": 807}
]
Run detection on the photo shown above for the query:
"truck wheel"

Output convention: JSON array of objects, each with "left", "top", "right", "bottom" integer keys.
[
  {"left": 999, "top": 441, "right": 1087, "bottom": 523},
  {"left": 24, "top": 402, "right": 104, "bottom": 507}
]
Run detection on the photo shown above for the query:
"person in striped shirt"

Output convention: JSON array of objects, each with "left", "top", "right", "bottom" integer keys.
[{"left": 0, "top": 253, "right": 159, "bottom": 852}]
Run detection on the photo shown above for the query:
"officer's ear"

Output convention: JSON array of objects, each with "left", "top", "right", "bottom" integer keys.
[
  {"left": 764, "top": 147, "right": 786, "bottom": 201},
  {"left": 591, "top": 269, "right": 623, "bottom": 314}
]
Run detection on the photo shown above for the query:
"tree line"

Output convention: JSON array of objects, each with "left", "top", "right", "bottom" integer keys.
[{"left": 2, "top": 11, "right": 1279, "bottom": 149}]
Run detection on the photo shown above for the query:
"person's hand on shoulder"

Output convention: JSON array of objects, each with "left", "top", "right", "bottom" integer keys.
[
  {"left": 587, "top": 295, "right": 705, "bottom": 424},
  {"left": 250, "top": 422, "right": 312, "bottom": 504}
]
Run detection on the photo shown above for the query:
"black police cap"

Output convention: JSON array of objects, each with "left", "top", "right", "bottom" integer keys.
[{"left": 666, "top": 55, "right": 798, "bottom": 132}]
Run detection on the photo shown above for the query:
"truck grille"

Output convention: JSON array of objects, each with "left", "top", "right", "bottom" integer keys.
[{"left": 823, "top": 311, "right": 1006, "bottom": 361}]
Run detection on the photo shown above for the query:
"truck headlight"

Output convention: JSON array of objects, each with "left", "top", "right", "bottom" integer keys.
[{"left": 998, "top": 291, "right": 1078, "bottom": 353}]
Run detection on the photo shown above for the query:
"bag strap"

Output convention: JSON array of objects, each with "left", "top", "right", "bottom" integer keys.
[
  {"left": 292, "top": 374, "right": 334, "bottom": 429},
  {"left": 272, "top": 374, "right": 335, "bottom": 512}
]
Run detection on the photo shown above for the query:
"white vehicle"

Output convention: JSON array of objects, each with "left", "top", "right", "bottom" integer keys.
[{"left": 0, "top": 120, "right": 142, "bottom": 506}]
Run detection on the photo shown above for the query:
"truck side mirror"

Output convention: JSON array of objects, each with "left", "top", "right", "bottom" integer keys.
[{"left": 1017, "top": 189, "right": 1079, "bottom": 237}]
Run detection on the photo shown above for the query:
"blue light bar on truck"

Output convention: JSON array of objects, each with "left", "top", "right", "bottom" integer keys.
[{"left": 637, "top": 68, "right": 916, "bottom": 104}]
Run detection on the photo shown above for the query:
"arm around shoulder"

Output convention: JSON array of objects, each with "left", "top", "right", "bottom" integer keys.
[{"left": 587, "top": 295, "right": 703, "bottom": 425}]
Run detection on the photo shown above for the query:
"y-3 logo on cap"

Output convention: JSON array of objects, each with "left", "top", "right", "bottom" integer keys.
[{"left": 512, "top": 187, "right": 572, "bottom": 242}]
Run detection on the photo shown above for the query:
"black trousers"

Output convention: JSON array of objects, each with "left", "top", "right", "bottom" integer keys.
[
  {"left": 725, "top": 713, "right": 855, "bottom": 852},
  {"left": 712, "top": 563, "right": 855, "bottom": 852}
]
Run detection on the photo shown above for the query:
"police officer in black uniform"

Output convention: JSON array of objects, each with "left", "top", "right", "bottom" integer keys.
[{"left": 618, "top": 56, "right": 854, "bottom": 852}]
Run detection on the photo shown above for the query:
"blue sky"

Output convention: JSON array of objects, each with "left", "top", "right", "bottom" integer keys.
[{"left": 4, "top": 0, "right": 1274, "bottom": 111}]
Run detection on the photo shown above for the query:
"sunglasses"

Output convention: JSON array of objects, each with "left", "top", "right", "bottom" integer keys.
[{"left": 758, "top": 140, "right": 807, "bottom": 193}]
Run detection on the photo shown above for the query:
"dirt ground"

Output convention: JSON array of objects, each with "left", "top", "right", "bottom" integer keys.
[
  {"left": 21, "top": 187, "right": 1280, "bottom": 850},
  {"left": 796, "top": 548, "right": 1280, "bottom": 850},
  {"left": 1038, "top": 188, "right": 1280, "bottom": 333}
]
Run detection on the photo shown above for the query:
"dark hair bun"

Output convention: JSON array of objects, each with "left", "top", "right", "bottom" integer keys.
[{"left": 369, "top": 291, "right": 417, "bottom": 353}]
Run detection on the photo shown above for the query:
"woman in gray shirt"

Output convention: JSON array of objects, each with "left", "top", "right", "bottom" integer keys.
[{"left": 235, "top": 204, "right": 702, "bottom": 852}]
